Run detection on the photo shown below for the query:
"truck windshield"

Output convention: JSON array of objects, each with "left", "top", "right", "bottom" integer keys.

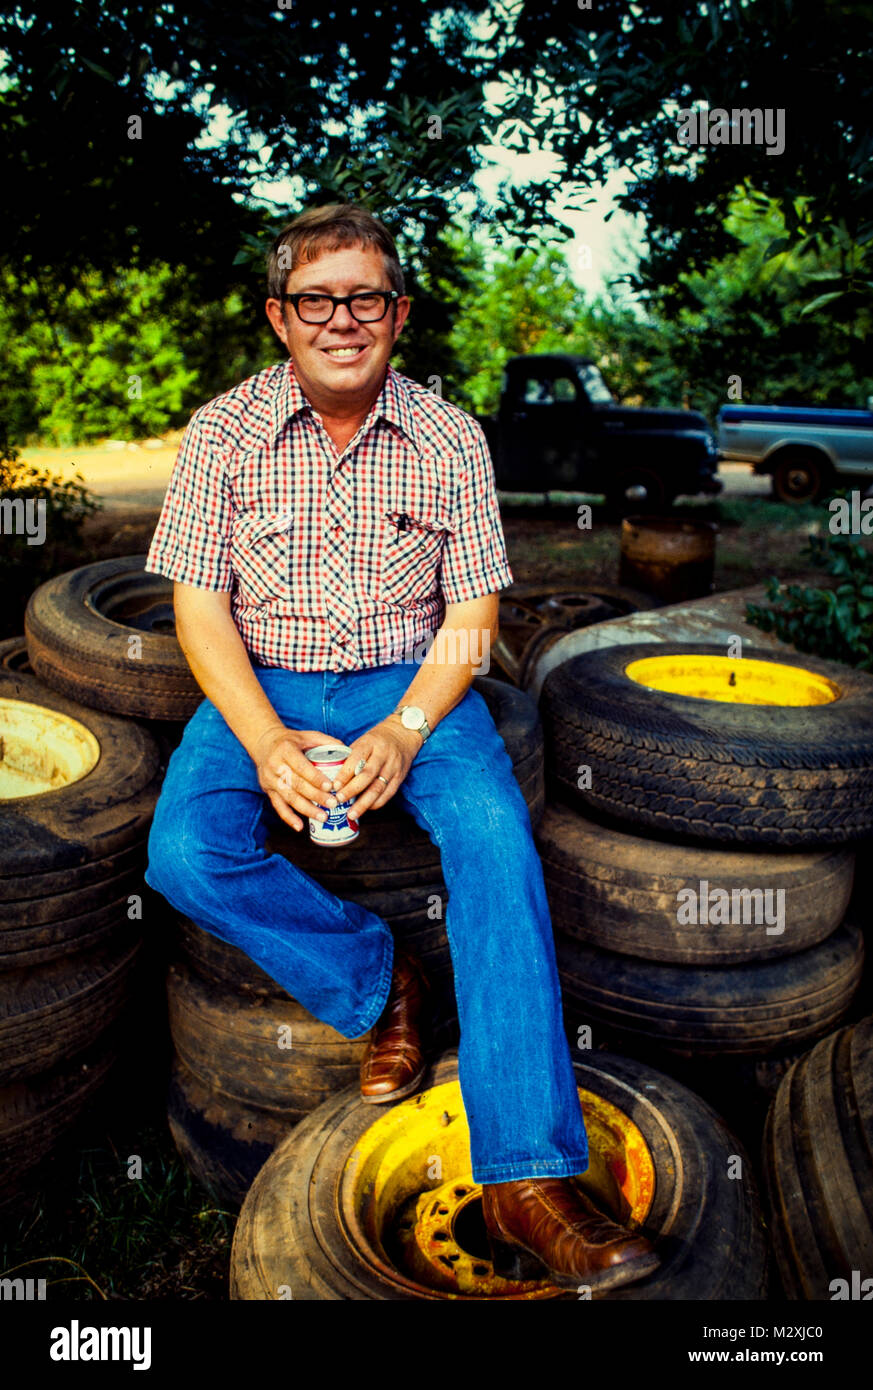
[{"left": 577, "top": 364, "right": 614, "bottom": 405}]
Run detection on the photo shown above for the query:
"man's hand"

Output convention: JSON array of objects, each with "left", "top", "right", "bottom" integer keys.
[
  {"left": 329, "top": 717, "right": 422, "bottom": 821},
  {"left": 255, "top": 726, "right": 344, "bottom": 833}
]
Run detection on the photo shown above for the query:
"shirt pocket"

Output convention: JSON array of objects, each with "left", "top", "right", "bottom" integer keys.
[
  {"left": 229, "top": 508, "right": 294, "bottom": 606},
  {"left": 376, "top": 505, "right": 455, "bottom": 604}
]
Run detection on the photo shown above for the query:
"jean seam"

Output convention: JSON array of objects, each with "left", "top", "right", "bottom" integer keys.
[
  {"left": 397, "top": 783, "right": 465, "bottom": 1030},
  {"left": 472, "top": 1156, "right": 590, "bottom": 1182}
]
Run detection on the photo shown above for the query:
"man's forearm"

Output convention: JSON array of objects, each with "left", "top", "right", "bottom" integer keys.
[
  {"left": 175, "top": 597, "right": 288, "bottom": 760},
  {"left": 387, "top": 595, "right": 498, "bottom": 736}
]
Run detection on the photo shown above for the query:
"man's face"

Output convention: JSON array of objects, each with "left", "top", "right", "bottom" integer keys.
[{"left": 265, "top": 244, "right": 409, "bottom": 408}]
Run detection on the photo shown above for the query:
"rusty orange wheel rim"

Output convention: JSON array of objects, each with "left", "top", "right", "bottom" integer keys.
[{"left": 338, "top": 1079, "right": 655, "bottom": 1300}]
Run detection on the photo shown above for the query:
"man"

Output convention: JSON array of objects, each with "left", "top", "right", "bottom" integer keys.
[{"left": 144, "top": 203, "right": 658, "bottom": 1293}]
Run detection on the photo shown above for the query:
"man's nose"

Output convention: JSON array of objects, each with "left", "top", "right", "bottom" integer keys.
[{"left": 330, "top": 302, "right": 358, "bottom": 330}]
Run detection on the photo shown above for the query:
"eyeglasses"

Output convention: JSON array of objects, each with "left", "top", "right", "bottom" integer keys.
[{"left": 281, "top": 291, "right": 399, "bottom": 324}]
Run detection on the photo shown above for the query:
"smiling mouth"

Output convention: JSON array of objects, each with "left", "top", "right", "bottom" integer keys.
[{"left": 321, "top": 345, "right": 368, "bottom": 358}]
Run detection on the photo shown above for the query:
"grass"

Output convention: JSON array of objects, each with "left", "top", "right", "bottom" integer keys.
[{"left": 0, "top": 1103, "right": 236, "bottom": 1301}]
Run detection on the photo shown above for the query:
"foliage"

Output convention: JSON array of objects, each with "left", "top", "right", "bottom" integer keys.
[
  {"left": 746, "top": 533, "right": 873, "bottom": 670},
  {"left": 0, "top": 265, "right": 272, "bottom": 446},
  {"left": 517, "top": 0, "right": 873, "bottom": 325},
  {"left": 0, "top": 446, "right": 100, "bottom": 635},
  {"left": 0, "top": 0, "right": 573, "bottom": 290},
  {"left": 1, "top": 0, "right": 868, "bottom": 345},
  {"left": 446, "top": 198, "right": 873, "bottom": 423}
]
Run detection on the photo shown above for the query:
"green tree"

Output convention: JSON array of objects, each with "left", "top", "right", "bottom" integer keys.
[
  {"left": 0, "top": 265, "right": 272, "bottom": 445},
  {"left": 519, "top": 0, "right": 872, "bottom": 323}
]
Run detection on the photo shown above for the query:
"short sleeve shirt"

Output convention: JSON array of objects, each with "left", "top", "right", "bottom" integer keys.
[{"left": 145, "top": 361, "right": 514, "bottom": 671}]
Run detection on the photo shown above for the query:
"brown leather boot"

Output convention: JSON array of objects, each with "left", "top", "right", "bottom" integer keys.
[
  {"left": 359, "top": 946, "right": 430, "bottom": 1104},
  {"left": 482, "top": 1177, "right": 660, "bottom": 1292}
]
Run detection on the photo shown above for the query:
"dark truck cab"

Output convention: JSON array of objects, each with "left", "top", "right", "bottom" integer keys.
[{"left": 477, "top": 353, "right": 721, "bottom": 510}]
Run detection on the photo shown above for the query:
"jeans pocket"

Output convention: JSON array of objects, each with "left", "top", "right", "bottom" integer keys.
[{"left": 230, "top": 508, "right": 294, "bottom": 606}]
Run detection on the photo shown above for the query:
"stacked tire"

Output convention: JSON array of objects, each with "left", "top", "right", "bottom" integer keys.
[
  {"left": 165, "top": 930, "right": 371, "bottom": 1209},
  {"left": 0, "top": 650, "right": 163, "bottom": 1214},
  {"left": 763, "top": 1014, "right": 873, "bottom": 1300},
  {"left": 230, "top": 1048, "right": 770, "bottom": 1301},
  {"left": 537, "top": 642, "right": 873, "bottom": 1120}
]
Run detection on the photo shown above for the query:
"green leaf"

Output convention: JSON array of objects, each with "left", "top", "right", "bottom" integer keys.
[
  {"left": 81, "top": 57, "right": 117, "bottom": 83},
  {"left": 799, "top": 291, "right": 846, "bottom": 315}
]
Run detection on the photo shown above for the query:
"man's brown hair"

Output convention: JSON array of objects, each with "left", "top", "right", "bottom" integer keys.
[{"left": 266, "top": 203, "right": 405, "bottom": 301}]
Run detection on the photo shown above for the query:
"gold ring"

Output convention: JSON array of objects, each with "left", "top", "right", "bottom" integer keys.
[{"left": 377, "top": 774, "right": 389, "bottom": 785}]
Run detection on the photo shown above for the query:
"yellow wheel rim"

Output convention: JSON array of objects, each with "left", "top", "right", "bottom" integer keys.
[
  {"left": 625, "top": 654, "right": 840, "bottom": 707},
  {"left": 339, "top": 1079, "right": 655, "bottom": 1299},
  {"left": 0, "top": 698, "right": 100, "bottom": 798}
]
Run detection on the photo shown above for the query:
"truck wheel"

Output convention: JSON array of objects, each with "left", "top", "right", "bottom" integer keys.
[
  {"left": 541, "top": 642, "right": 873, "bottom": 847},
  {"left": 0, "top": 637, "right": 31, "bottom": 674},
  {"left": 166, "top": 960, "right": 367, "bottom": 1115},
  {"left": 770, "top": 450, "right": 831, "bottom": 504},
  {"left": 0, "top": 668, "right": 163, "bottom": 880},
  {"left": 25, "top": 555, "right": 202, "bottom": 720},
  {"left": 556, "top": 919, "right": 863, "bottom": 1059},
  {"left": 537, "top": 803, "right": 855, "bottom": 964},
  {"left": 230, "top": 1049, "right": 769, "bottom": 1300},
  {"left": 763, "top": 1015, "right": 873, "bottom": 1299},
  {"left": 0, "top": 886, "right": 147, "bottom": 970}
]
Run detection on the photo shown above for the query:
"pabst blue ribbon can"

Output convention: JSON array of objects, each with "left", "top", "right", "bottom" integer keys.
[{"left": 304, "top": 744, "right": 359, "bottom": 844}]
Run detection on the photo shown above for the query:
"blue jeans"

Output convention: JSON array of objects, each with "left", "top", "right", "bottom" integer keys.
[{"left": 144, "top": 660, "right": 589, "bottom": 1184}]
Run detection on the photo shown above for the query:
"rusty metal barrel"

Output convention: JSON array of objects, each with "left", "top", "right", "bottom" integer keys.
[{"left": 619, "top": 516, "right": 717, "bottom": 603}]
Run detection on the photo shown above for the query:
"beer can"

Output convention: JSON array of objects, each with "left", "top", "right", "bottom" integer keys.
[{"left": 304, "top": 744, "right": 359, "bottom": 845}]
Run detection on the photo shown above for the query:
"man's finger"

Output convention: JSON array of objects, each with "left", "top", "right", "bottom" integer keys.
[
  {"left": 274, "top": 760, "right": 338, "bottom": 808},
  {"left": 267, "top": 789, "right": 305, "bottom": 833},
  {"left": 332, "top": 738, "right": 382, "bottom": 789},
  {"left": 348, "top": 761, "right": 402, "bottom": 818}
]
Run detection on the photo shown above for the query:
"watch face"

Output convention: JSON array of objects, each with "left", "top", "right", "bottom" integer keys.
[{"left": 401, "top": 706, "right": 424, "bottom": 729}]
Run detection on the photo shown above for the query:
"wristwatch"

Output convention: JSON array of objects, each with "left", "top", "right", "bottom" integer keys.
[{"left": 396, "top": 704, "right": 432, "bottom": 742}]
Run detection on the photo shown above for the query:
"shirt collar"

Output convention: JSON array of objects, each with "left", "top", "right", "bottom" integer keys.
[
  {"left": 270, "top": 360, "right": 424, "bottom": 457},
  {"left": 269, "top": 360, "right": 311, "bottom": 440}
]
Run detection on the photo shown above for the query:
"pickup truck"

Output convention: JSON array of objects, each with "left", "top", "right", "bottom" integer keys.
[
  {"left": 718, "top": 399, "right": 873, "bottom": 502},
  {"left": 476, "top": 353, "right": 722, "bottom": 511}
]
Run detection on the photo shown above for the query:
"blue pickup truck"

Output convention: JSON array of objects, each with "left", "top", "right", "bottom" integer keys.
[{"left": 718, "top": 399, "right": 873, "bottom": 502}]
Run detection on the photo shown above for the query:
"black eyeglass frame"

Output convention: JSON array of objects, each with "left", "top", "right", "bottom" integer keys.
[{"left": 281, "top": 290, "right": 399, "bottom": 323}]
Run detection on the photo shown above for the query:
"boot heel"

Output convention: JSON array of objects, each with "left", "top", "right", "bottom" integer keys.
[{"left": 487, "top": 1234, "right": 548, "bottom": 1283}]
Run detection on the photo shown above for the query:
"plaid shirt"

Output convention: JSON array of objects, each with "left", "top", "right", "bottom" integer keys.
[{"left": 145, "top": 360, "right": 513, "bottom": 672}]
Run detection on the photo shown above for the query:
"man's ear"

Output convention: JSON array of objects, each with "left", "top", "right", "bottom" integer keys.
[
  {"left": 265, "top": 298, "right": 290, "bottom": 348},
  {"left": 392, "top": 296, "right": 411, "bottom": 344}
]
